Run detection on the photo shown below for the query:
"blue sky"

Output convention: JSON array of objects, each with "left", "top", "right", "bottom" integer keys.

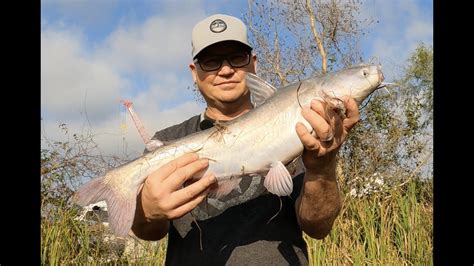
[{"left": 41, "top": 0, "right": 433, "bottom": 157}]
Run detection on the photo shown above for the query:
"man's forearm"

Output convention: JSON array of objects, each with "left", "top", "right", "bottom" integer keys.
[
  {"left": 295, "top": 156, "right": 342, "bottom": 239},
  {"left": 131, "top": 214, "right": 169, "bottom": 241}
]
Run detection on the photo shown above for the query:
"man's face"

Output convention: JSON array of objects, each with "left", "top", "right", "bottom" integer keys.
[{"left": 189, "top": 41, "right": 257, "bottom": 107}]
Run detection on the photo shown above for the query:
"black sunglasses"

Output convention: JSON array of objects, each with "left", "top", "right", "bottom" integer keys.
[{"left": 194, "top": 51, "right": 251, "bottom": 72}]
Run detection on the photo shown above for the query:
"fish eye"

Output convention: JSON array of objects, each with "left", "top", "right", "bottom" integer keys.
[{"left": 362, "top": 69, "right": 369, "bottom": 77}]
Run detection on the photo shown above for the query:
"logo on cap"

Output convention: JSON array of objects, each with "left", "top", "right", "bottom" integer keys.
[{"left": 209, "top": 19, "right": 227, "bottom": 33}]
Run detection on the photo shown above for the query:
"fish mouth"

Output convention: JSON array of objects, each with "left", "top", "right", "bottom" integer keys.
[
  {"left": 376, "top": 82, "right": 399, "bottom": 90},
  {"left": 376, "top": 83, "right": 386, "bottom": 90}
]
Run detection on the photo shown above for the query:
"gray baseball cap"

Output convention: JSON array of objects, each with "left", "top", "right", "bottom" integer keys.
[{"left": 191, "top": 14, "right": 252, "bottom": 59}]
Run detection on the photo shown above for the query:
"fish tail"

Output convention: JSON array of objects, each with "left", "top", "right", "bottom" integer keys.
[{"left": 73, "top": 176, "right": 137, "bottom": 237}]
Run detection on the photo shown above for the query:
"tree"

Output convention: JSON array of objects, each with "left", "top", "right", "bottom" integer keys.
[
  {"left": 246, "top": 1, "right": 432, "bottom": 190},
  {"left": 41, "top": 123, "right": 129, "bottom": 217},
  {"left": 245, "top": 0, "right": 374, "bottom": 86},
  {"left": 339, "top": 43, "right": 433, "bottom": 192}
]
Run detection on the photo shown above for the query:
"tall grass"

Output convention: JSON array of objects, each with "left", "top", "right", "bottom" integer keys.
[
  {"left": 41, "top": 199, "right": 168, "bottom": 265},
  {"left": 306, "top": 177, "right": 432, "bottom": 265},
  {"left": 41, "top": 177, "right": 432, "bottom": 265}
]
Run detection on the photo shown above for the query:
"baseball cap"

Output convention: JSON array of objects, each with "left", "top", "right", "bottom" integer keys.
[{"left": 191, "top": 14, "right": 253, "bottom": 59}]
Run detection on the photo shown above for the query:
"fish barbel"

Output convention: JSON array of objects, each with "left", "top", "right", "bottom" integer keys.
[{"left": 73, "top": 64, "right": 385, "bottom": 237}]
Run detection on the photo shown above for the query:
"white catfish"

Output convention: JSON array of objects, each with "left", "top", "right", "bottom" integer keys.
[{"left": 73, "top": 64, "right": 385, "bottom": 237}]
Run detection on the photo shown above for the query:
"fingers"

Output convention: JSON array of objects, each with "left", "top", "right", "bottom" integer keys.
[
  {"left": 163, "top": 158, "right": 210, "bottom": 190},
  {"left": 149, "top": 153, "right": 200, "bottom": 182},
  {"left": 171, "top": 174, "right": 217, "bottom": 209},
  {"left": 296, "top": 122, "right": 320, "bottom": 151},
  {"left": 139, "top": 153, "right": 216, "bottom": 220},
  {"left": 301, "top": 100, "right": 339, "bottom": 142},
  {"left": 167, "top": 190, "right": 210, "bottom": 219},
  {"left": 342, "top": 97, "right": 360, "bottom": 131}
]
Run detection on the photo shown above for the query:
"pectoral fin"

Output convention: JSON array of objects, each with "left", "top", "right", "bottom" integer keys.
[{"left": 264, "top": 161, "right": 293, "bottom": 196}]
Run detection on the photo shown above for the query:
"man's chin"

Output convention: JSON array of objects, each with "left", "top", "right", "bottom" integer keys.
[
  {"left": 217, "top": 91, "right": 246, "bottom": 103},
  {"left": 215, "top": 89, "right": 250, "bottom": 105},
  {"left": 219, "top": 97, "right": 241, "bottom": 104}
]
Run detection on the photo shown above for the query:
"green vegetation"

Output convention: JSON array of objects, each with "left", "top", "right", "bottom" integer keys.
[
  {"left": 40, "top": 175, "right": 432, "bottom": 265},
  {"left": 306, "top": 177, "right": 432, "bottom": 265},
  {"left": 41, "top": 200, "right": 168, "bottom": 265}
]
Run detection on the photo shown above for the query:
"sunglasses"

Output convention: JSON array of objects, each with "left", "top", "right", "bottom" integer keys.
[{"left": 194, "top": 51, "right": 251, "bottom": 72}]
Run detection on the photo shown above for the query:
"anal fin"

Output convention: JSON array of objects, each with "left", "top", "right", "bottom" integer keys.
[{"left": 209, "top": 177, "right": 242, "bottom": 199}]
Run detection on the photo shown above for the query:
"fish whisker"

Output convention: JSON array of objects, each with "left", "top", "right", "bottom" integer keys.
[
  {"left": 377, "top": 82, "right": 399, "bottom": 89},
  {"left": 359, "top": 93, "right": 373, "bottom": 110}
]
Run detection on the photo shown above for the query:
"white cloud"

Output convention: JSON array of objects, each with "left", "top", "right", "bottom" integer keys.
[
  {"left": 41, "top": 5, "right": 208, "bottom": 157},
  {"left": 405, "top": 20, "right": 432, "bottom": 43},
  {"left": 369, "top": 39, "right": 405, "bottom": 79},
  {"left": 95, "top": 8, "right": 204, "bottom": 75},
  {"left": 360, "top": 0, "right": 433, "bottom": 80},
  {"left": 41, "top": 27, "right": 130, "bottom": 123},
  {"left": 41, "top": 100, "right": 203, "bottom": 158},
  {"left": 131, "top": 100, "right": 204, "bottom": 143},
  {"left": 41, "top": 0, "right": 120, "bottom": 27}
]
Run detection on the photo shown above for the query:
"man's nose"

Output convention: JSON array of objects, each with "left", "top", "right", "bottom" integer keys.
[{"left": 218, "top": 59, "right": 235, "bottom": 75}]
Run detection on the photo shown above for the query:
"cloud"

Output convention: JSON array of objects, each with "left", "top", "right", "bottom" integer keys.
[
  {"left": 360, "top": 0, "right": 433, "bottom": 79},
  {"left": 41, "top": 4, "right": 208, "bottom": 157},
  {"left": 41, "top": 100, "right": 203, "bottom": 158},
  {"left": 405, "top": 20, "right": 432, "bottom": 43},
  {"left": 41, "top": 0, "right": 120, "bottom": 28},
  {"left": 95, "top": 6, "right": 205, "bottom": 75},
  {"left": 41, "top": 26, "right": 130, "bottom": 123}
]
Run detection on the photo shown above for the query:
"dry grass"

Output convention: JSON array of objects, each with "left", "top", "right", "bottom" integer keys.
[
  {"left": 41, "top": 178, "right": 432, "bottom": 265},
  {"left": 306, "top": 178, "right": 432, "bottom": 265}
]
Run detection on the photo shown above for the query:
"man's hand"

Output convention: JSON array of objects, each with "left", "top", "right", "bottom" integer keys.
[
  {"left": 140, "top": 153, "right": 217, "bottom": 221},
  {"left": 132, "top": 153, "right": 216, "bottom": 240},
  {"left": 295, "top": 97, "right": 360, "bottom": 171},
  {"left": 294, "top": 97, "right": 359, "bottom": 239}
]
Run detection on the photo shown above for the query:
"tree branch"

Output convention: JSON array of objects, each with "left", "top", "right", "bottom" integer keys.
[{"left": 306, "top": 0, "right": 327, "bottom": 73}]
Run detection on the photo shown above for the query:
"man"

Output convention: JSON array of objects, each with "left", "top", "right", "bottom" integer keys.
[{"left": 131, "top": 14, "right": 360, "bottom": 265}]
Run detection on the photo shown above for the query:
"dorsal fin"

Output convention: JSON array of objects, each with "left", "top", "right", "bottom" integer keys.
[{"left": 246, "top": 73, "right": 277, "bottom": 107}]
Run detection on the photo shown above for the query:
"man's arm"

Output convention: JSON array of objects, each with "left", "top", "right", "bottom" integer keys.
[
  {"left": 131, "top": 153, "right": 217, "bottom": 240},
  {"left": 131, "top": 190, "right": 170, "bottom": 241},
  {"left": 294, "top": 98, "right": 360, "bottom": 239}
]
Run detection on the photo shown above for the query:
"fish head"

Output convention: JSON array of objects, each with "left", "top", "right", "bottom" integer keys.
[{"left": 301, "top": 64, "right": 385, "bottom": 106}]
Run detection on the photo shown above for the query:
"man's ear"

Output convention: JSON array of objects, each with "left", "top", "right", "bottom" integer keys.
[
  {"left": 252, "top": 54, "right": 257, "bottom": 74},
  {"left": 189, "top": 63, "right": 198, "bottom": 83}
]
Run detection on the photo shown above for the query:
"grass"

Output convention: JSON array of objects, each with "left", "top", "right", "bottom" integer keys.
[
  {"left": 306, "top": 178, "right": 432, "bottom": 265},
  {"left": 41, "top": 178, "right": 432, "bottom": 265},
  {"left": 41, "top": 199, "right": 168, "bottom": 265}
]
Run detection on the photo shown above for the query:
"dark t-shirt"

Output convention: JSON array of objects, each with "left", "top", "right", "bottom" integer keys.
[{"left": 151, "top": 114, "right": 308, "bottom": 266}]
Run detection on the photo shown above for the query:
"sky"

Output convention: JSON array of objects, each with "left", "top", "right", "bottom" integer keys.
[{"left": 41, "top": 0, "right": 433, "bottom": 159}]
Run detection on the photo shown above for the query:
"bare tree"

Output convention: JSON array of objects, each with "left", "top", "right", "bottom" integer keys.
[
  {"left": 245, "top": 0, "right": 374, "bottom": 86},
  {"left": 245, "top": 1, "right": 432, "bottom": 192}
]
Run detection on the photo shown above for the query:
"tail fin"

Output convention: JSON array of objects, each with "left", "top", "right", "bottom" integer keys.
[{"left": 73, "top": 177, "right": 137, "bottom": 237}]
